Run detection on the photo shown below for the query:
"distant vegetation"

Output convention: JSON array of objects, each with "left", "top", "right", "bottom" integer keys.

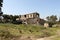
[
  {"left": 46, "top": 15, "right": 57, "bottom": 24},
  {"left": 0, "top": 14, "right": 60, "bottom": 25}
]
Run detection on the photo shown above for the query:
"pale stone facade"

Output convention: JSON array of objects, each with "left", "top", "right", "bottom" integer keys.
[
  {"left": 44, "top": 23, "right": 49, "bottom": 28},
  {"left": 16, "top": 12, "right": 39, "bottom": 20}
]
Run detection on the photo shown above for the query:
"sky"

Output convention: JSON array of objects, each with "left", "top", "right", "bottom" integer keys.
[{"left": 2, "top": 0, "right": 60, "bottom": 19}]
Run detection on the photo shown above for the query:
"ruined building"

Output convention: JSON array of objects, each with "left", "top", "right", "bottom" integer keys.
[
  {"left": 16, "top": 12, "right": 39, "bottom": 20},
  {"left": 16, "top": 12, "right": 45, "bottom": 24}
]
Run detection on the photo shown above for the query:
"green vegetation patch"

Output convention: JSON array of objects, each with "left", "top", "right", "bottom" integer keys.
[{"left": 0, "top": 23, "right": 60, "bottom": 39}]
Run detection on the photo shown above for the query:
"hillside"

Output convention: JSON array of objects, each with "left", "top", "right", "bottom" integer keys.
[{"left": 0, "top": 23, "right": 60, "bottom": 40}]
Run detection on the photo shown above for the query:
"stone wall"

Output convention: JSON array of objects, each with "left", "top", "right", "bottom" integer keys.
[
  {"left": 16, "top": 12, "right": 39, "bottom": 20},
  {"left": 16, "top": 12, "right": 46, "bottom": 25},
  {"left": 44, "top": 23, "right": 49, "bottom": 28}
]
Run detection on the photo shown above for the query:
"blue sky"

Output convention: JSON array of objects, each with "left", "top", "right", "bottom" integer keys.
[{"left": 2, "top": 0, "right": 60, "bottom": 19}]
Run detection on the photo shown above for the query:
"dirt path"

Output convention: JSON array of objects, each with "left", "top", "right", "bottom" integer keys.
[
  {"left": 36, "top": 36, "right": 57, "bottom": 40},
  {"left": 37, "top": 38, "right": 45, "bottom": 40}
]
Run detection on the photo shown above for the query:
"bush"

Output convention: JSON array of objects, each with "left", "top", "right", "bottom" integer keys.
[
  {"left": 8, "top": 28, "right": 21, "bottom": 36},
  {"left": 12, "top": 20, "right": 22, "bottom": 24},
  {"left": 0, "top": 30, "right": 13, "bottom": 38}
]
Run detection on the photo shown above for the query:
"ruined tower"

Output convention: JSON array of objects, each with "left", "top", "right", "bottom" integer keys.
[{"left": 0, "top": 0, "right": 3, "bottom": 15}]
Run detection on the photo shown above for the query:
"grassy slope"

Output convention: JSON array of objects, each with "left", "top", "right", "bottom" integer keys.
[{"left": 0, "top": 23, "right": 60, "bottom": 40}]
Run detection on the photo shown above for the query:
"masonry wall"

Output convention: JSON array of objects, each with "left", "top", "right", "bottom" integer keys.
[
  {"left": 18, "top": 13, "right": 39, "bottom": 20},
  {"left": 16, "top": 12, "right": 46, "bottom": 24}
]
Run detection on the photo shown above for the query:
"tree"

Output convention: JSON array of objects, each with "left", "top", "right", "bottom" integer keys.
[
  {"left": 13, "top": 15, "right": 19, "bottom": 21},
  {"left": 46, "top": 16, "right": 50, "bottom": 22},
  {"left": 3, "top": 14, "right": 10, "bottom": 23},
  {"left": 46, "top": 15, "right": 57, "bottom": 22},
  {"left": 59, "top": 17, "right": 60, "bottom": 22}
]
